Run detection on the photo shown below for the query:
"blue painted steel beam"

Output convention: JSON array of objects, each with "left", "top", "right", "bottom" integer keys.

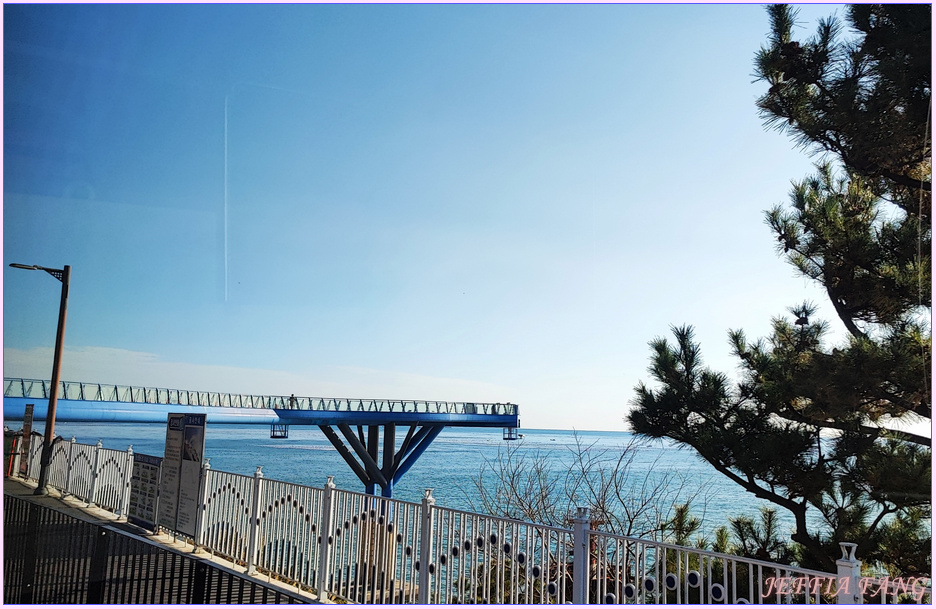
[
  {"left": 367, "top": 425, "right": 380, "bottom": 496},
  {"left": 318, "top": 425, "right": 370, "bottom": 487},
  {"left": 316, "top": 423, "right": 448, "bottom": 498},
  {"left": 336, "top": 424, "right": 388, "bottom": 491},
  {"left": 2, "top": 397, "right": 519, "bottom": 428},
  {"left": 2, "top": 398, "right": 279, "bottom": 424},
  {"left": 381, "top": 424, "right": 395, "bottom": 498},
  {"left": 392, "top": 425, "right": 444, "bottom": 487},
  {"left": 392, "top": 425, "right": 434, "bottom": 470},
  {"left": 276, "top": 409, "right": 516, "bottom": 427}
]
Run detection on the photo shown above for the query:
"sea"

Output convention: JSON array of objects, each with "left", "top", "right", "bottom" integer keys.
[{"left": 26, "top": 421, "right": 818, "bottom": 540}]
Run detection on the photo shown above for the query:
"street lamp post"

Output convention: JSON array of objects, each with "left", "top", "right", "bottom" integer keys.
[{"left": 9, "top": 263, "right": 71, "bottom": 495}]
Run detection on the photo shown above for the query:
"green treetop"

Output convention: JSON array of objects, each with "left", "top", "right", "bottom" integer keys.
[{"left": 628, "top": 4, "right": 930, "bottom": 575}]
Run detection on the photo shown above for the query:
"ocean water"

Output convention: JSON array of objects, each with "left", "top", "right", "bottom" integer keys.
[{"left": 32, "top": 421, "right": 810, "bottom": 539}]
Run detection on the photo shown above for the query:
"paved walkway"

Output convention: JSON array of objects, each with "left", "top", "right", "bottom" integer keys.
[{"left": 4, "top": 475, "right": 323, "bottom": 604}]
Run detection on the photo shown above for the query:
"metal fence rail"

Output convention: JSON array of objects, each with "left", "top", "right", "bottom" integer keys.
[
  {"left": 8, "top": 436, "right": 931, "bottom": 605},
  {"left": 45, "top": 438, "right": 72, "bottom": 492},
  {"left": 4, "top": 492, "right": 98, "bottom": 603},
  {"left": 587, "top": 526, "right": 840, "bottom": 604},
  {"left": 201, "top": 468, "right": 256, "bottom": 565},
  {"left": 93, "top": 445, "right": 134, "bottom": 513},
  {"left": 4, "top": 377, "right": 518, "bottom": 416},
  {"left": 24, "top": 435, "right": 42, "bottom": 479},
  {"left": 863, "top": 575, "right": 933, "bottom": 604},
  {"left": 321, "top": 484, "right": 423, "bottom": 603},
  {"left": 426, "top": 502, "right": 576, "bottom": 604},
  {"left": 255, "top": 476, "right": 325, "bottom": 590},
  {"left": 34, "top": 437, "right": 134, "bottom": 515},
  {"left": 3, "top": 494, "right": 308, "bottom": 604}
]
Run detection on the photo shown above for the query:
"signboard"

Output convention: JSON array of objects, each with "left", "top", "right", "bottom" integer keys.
[
  {"left": 19, "top": 404, "right": 34, "bottom": 477},
  {"left": 128, "top": 453, "right": 162, "bottom": 530},
  {"left": 177, "top": 414, "right": 206, "bottom": 536},
  {"left": 158, "top": 413, "right": 206, "bottom": 537}
]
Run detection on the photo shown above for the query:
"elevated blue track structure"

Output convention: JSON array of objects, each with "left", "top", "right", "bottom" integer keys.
[{"left": 3, "top": 377, "right": 520, "bottom": 498}]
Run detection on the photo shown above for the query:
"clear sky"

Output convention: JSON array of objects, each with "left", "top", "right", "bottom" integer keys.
[{"left": 4, "top": 3, "right": 853, "bottom": 431}]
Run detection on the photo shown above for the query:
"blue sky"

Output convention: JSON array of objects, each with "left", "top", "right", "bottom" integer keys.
[{"left": 4, "top": 3, "right": 854, "bottom": 431}]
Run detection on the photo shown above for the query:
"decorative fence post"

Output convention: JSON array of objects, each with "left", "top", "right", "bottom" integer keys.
[
  {"left": 63, "top": 436, "right": 77, "bottom": 495},
  {"left": 417, "top": 488, "right": 436, "bottom": 605},
  {"left": 572, "top": 507, "right": 590, "bottom": 605},
  {"left": 23, "top": 437, "right": 33, "bottom": 480},
  {"left": 246, "top": 466, "right": 264, "bottom": 575},
  {"left": 316, "top": 476, "right": 337, "bottom": 601},
  {"left": 10, "top": 435, "right": 21, "bottom": 478},
  {"left": 836, "top": 542, "right": 862, "bottom": 604},
  {"left": 194, "top": 458, "right": 211, "bottom": 551},
  {"left": 117, "top": 445, "right": 134, "bottom": 518},
  {"left": 86, "top": 440, "right": 104, "bottom": 507}
]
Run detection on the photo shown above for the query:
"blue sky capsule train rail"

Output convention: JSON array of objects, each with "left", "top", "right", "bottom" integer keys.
[{"left": 3, "top": 377, "right": 519, "bottom": 498}]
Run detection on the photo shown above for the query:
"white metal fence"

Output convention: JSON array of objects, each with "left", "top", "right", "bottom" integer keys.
[
  {"left": 8, "top": 437, "right": 930, "bottom": 604},
  {"left": 586, "top": 524, "right": 851, "bottom": 604},
  {"left": 426, "top": 502, "right": 576, "bottom": 604},
  {"left": 19, "top": 435, "right": 134, "bottom": 515}
]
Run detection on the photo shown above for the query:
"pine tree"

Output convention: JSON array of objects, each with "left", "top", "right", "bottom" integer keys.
[{"left": 628, "top": 5, "right": 930, "bottom": 574}]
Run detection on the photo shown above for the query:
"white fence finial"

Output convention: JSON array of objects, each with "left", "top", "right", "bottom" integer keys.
[
  {"left": 836, "top": 541, "right": 862, "bottom": 604},
  {"left": 839, "top": 542, "right": 857, "bottom": 562}
]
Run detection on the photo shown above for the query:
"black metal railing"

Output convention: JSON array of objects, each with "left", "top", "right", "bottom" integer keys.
[{"left": 3, "top": 494, "right": 308, "bottom": 604}]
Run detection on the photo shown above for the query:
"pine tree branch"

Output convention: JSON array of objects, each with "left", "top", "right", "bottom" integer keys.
[
  {"left": 694, "top": 449, "right": 807, "bottom": 517},
  {"left": 878, "top": 391, "right": 932, "bottom": 421},
  {"left": 870, "top": 429, "right": 931, "bottom": 448},
  {"left": 706, "top": 456, "right": 835, "bottom": 571},
  {"left": 876, "top": 167, "right": 931, "bottom": 193},
  {"left": 826, "top": 284, "right": 868, "bottom": 339},
  {"left": 777, "top": 404, "right": 932, "bottom": 448},
  {"left": 858, "top": 505, "right": 898, "bottom": 559}
]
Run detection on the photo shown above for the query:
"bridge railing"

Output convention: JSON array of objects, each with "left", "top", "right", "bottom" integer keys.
[
  {"left": 11, "top": 435, "right": 929, "bottom": 605},
  {"left": 3, "top": 377, "right": 518, "bottom": 416}
]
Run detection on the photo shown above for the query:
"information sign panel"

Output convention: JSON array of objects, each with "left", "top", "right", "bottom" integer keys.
[
  {"left": 158, "top": 413, "right": 206, "bottom": 537},
  {"left": 157, "top": 414, "right": 184, "bottom": 531},
  {"left": 128, "top": 452, "right": 162, "bottom": 530},
  {"left": 177, "top": 414, "right": 206, "bottom": 536}
]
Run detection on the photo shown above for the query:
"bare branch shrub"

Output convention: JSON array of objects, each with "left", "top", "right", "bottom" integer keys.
[{"left": 461, "top": 432, "right": 715, "bottom": 542}]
